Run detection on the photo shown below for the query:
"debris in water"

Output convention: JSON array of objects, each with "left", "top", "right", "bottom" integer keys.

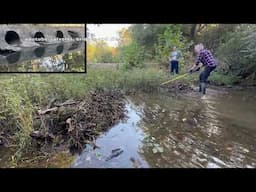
[
  {"left": 105, "top": 148, "right": 124, "bottom": 161},
  {"left": 86, "top": 156, "right": 91, "bottom": 162},
  {"left": 95, "top": 152, "right": 102, "bottom": 160},
  {"left": 130, "top": 157, "right": 142, "bottom": 168}
]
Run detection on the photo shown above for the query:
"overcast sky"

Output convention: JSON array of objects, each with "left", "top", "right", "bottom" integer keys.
[{"left": 87, "top": 24, "right": 131, "bottom": 47}]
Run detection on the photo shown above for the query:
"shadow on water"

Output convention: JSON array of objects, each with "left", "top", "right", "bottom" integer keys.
[
  {"left": 0, "top": 41, "right": 85, "bottom": 72},
  {"left": 56, "top": 44, "right": 64, "bottom": 54},
  {"left": 72, "top": 87, "right": 256, "bottom": 168},
  {"left": 6, "top": 52, "right": 21, "bottom": 64},
  {"left": 34, "top": 47, "right": 45, "bottom": 58}
]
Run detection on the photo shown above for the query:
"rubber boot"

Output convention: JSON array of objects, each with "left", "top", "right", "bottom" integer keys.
[{"left": 201, "top": 82, "right": 206, "bottom": 95}]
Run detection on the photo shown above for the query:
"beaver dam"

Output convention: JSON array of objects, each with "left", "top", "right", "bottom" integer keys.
[{"left": 1, "top": 82, "right": 256, "bottom": 168}]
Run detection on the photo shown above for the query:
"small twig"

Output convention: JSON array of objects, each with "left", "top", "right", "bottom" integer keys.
[
  {"left": 0, "top": 135, "right": 10, "bottom": 146},
  {"left": 55, "top": 99, "right": 77, "bottom": 107},
  {"left": 23, "top": 155, "right": 48, "bottom": 163},
  {"left": 66, "top": 118, "right": 75, "bottom": 132},
  {"left": 8, "top": 145, "right": 18, "bottom": 148},
  {"left": 92, "top": 137, "right": 100, "bottom": 149},
  {"left": 38, "top": 107, "right": 58, "bottom": 115},
  {"left": 47, "top": 98, "right": 57, "bottom": 109}
]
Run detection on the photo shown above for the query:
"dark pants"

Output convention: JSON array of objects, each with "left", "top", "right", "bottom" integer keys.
[
  {"left": 170, "top": 60, "right": 179, "bottom": 74},
  {"left": 199, "top": 66, "right": 216, "bottom": 83},
  {"left": 199, "top": 66, "right": 216, "bottom": 94}
]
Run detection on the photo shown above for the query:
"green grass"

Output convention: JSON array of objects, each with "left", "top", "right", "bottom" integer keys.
[{"left": 61, "top": 67, "right": 172, "bottom": 92}]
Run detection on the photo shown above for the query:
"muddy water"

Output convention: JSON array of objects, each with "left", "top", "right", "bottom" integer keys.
[{"left": 72, "top": 87, "right": 256, "bottom": 168}]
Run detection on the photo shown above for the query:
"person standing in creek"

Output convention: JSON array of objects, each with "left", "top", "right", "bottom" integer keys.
[{"left": 189, "top": 43, "right": 217, "bottom": 96}]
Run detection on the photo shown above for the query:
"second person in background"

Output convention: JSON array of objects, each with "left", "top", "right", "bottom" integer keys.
[{"left": 170, "top": 47, "right": 182, "bottom": 75}]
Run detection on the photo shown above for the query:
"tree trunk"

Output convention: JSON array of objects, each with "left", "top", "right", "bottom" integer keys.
[{"left": 190, "top": 24, "right": 198, "bottom": 39}]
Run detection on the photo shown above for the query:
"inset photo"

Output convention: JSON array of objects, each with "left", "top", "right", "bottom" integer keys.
[{"left": 0, "top": 24, "right": 85, "bottom": 72}]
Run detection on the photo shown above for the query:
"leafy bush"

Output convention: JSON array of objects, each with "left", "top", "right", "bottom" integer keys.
[
  {"left": 120, "top": 42, "right": 145, "bottom": 70},
  {"left": 216, "top": 24, "right": 256, "bottom": 81}
]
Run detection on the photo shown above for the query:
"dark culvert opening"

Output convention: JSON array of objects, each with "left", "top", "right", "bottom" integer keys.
[
  {"left": 5, "top": 31, "right": 21, "bottom": 45},
  {"left": 34, "top": 32, "right": 46, "bottom": 43},
  {"left": 56, "top": 31, "right": 64, "bottom": 39},
  {"left": 68, "top": 31, "right": 80, "bottom": 39}
]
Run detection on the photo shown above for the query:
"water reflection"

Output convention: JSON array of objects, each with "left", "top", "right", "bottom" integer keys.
[
  {"left": 72, "top": 103, "right": 149, "bottom": 168},
  {"left": 0, "top": 41, "right": 85, "bottom": 72},
  {"left": 6, "top": 52, "right": 21, "bottom": 64},
  {"left": 123, "top": 89, "right": 256, "bottom": 168},
  {"left": 68, "top": 88, "right": 256, "bottom": 168},
  {"left": 56, "top": 44, "right": 64, "bottom": 54},
  {"left": 34, "top": 47, "right": 45, "bottom": 58}
]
